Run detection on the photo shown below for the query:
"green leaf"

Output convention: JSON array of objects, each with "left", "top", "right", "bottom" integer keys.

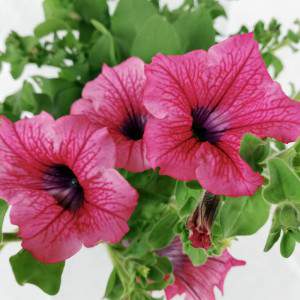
[
  {"left": 0, "top": 199, "right": 8, "bottom": 244},
  {"left": 183, "top": 243, "right": 207, "bottom": 266},
  {"left": 89, "top": 35, "right": 114, "bottom": 72},
  {"left": 174, "top": 8, "right": 215, "bottom": 51},
  {"left": 131, "top": 15, "right": 182, "bottom": 62},
  {"left": 53, "top": 85, "right": 82, "bottom": 117},
  {"left": 240, "top": 134, "right": 270, "bottom": 172},
  {"left": 219, "top": 190, "right": 270, "bottom": 237},
  {"left": 74, "top": 0, "right": 109, "bottom": 27},
  {"left": 290, "top": 229, "right": 300, "bottom": 242},
  {"left": 33, "top": 77, "right": 81, "bottom": 117},
  {"left": 148, "top": 209, "right": 179, "bottom": 249},
  {"left": 2, "top": 81, "right": 38, "bottom": 120},
  {"left": 10, "top": 250, "right": 65, "bottom": 295},
  {"left": 264, "top": 230, "right": 281, "bottom": 252},
  {"left": 263, "top": 158, "right": 300, "bottom": 204},
  {"left": 104, "top": 269, "right": 124, "bottom": 299},
  {"left": 34, "top": 19, "right": 69, "bottom": 38},
  {"left": 43, "top": 0, "right": 75, "bottom": 21},
  {"left": 280, "top": 231, "right": 296, "bottom": 258},
  {"left": 264, "top": 207, "right": 282, "bottom": 252},
  {"left": 156, "top": 256, "right": 173, "bottom": 275},
  {"left": 111, "top": 0, "right": 157, "bottom": 56},
  {"left": 279, "top": 204, "right": 299, "bottom": 229}
]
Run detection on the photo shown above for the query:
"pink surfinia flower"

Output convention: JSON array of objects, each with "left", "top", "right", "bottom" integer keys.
[
  {"left": 159, "top": 238, "right": 245, "bottom": 300},
  {"left": 0, "top": 112, "right": 138, "bottom": 263},
  {"left": 144, "top": 33, "right": 300, "bottom": 196},
  {"left": 71, "top": 57, "right": 150, "bottom": 172}
]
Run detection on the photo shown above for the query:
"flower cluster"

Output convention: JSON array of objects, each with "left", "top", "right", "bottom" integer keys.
[{"left": 1, "top": 33, "right": 300, "bottom": 299}]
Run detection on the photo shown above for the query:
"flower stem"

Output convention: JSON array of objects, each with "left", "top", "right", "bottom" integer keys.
[{"left": 2, "top": 232, "right": 21, "bottom": 243}]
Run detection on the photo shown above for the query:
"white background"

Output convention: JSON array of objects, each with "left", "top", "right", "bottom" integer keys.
[{"left": 1, "top": 0, "right": 300, "bottom": 299}]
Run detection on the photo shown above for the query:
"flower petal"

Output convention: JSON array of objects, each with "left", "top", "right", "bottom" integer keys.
[
  {"left": 204, "top": 33, "right": 300, "bottom": 143},
  {"left": 162, "top": 238, "right": 245, "bottom": 300},
  {"left": 196, "top": 140, "right": 263, "bottom": 196},
  {"left": 145, "top": 115, "right": 200, "bottom": 180},
  {"left": 144, "top": 50, "right": 207, "bottom": 119},
  {"left": 10, "top": 190, "right": 81, "bottom": 263},
  {"left": 77, "top": 169, "right": 138, "bottom": 246},
  {"left": 72, "top": 57, "right": 150, "bottom": 172},
  {"left": 0, "top": 113, "right": 56, "bottom": 203},
  {"left": 54, "top": 115, "right": 116, "bottom": 180}
]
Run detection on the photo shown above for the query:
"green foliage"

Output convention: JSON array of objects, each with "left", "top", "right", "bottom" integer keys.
[
  {"left": 174, "top": 8, "right": 215, "bottom": 51},
  {"left": 2, "top": 0, "right": 300, "bottom": 298},
  {"left": 215, "top": 190, "right": 270, "bottom": 238},
  {"left": 131, "top": 15, "right": 182, "bottom": 62},
  {"left": 0, "top": 199, "right": 8, "bottom": 244},
  {"left": 263, "top": 158, "right": 300, "bottom": 204},
  {"left": 148, "top": 208, "right": 179, "bottom": 249},
  {"left": 10, "top": 250, "right": 65, "bottom": 295},
  {"left": 240, "top": 134, "right": 270, "bottom": 172},
  {"left": 240, "top": 19, "right": 300, "bottom": 78},
  {"left": 111, "top": 0, "right": 157, "bottom": 57}
]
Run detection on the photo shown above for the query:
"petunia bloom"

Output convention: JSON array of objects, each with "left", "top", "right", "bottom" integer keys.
[
  {"left": 159, "top": 238, "right": 245, "bottom": 300},
  {"left": 71, "top": 57, "right": 150, "bottom": 172},
  {"left": 0, "top": 113, "right": 138, "bottom": 263},
  {"left": 144, "top": 33, "right": 300, "bottom": 196},
  {"left": 187, "top": 192, "right": 219, "bottom": 249}
]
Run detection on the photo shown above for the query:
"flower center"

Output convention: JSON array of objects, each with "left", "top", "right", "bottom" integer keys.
[
  {"left": 191, "top": 107, "right": 220, "bottom": 143},
  {"left": 120, "top": 114, "right": 147, "bottom": 141},
  {"left": 43, "top": 164, "right": 84, "bottom": 212}
]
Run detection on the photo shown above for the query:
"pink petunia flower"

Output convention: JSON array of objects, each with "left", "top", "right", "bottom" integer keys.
[
  {"left": 144, "top": 33, "right": 300, "bottom": 196},
  {"left": 0, "top": 112, "right": 138, "bottom": 263},
  {"left": 159, "top": 238, "right": 245, "bottom": 300},
  {"left": 71, "top": 57, "right": 150, "bottom": 172}
]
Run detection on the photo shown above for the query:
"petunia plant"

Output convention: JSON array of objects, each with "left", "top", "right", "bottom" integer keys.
[{"left": 1, "top": 0, "right": 300, "bottom": 299}]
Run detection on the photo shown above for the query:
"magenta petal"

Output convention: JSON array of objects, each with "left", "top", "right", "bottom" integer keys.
[
  {"left": 10, "top": 190, "right": 81, "bottom": 263},
  {"left": 0, "top": 113, "right": 138, "bottom": 262},
  {"left": 196, "top": 141, "right": 263, "bottom": 196},
  {"left": 72, "top": 57, "right": 150, "bottom": 172},
  {"left": 145, "top": 116, "right": 200, "bottom": 180},
  {"left": 53, "top": 115, "right": 116, "bottom": 178},
  {"left": 0, "top": 113, "right": 56, "bottom": 203},
  {"left": 204, "top": 33, "right": 300, "bottom": 143},
  {"left": 77, "top": 169, "right": 138, "bottom": 246},
  {"left": 144, "top": 33, "right": 300, "bottom": 195},
  {"left": 161, "top": 238, "right": 245, "bottom": 300},
  {"left": 144, "top": 50, "right": 207, "bottom": 119}
]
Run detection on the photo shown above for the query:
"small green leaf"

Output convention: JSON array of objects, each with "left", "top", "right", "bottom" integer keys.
[
  {"left": 2, "top": 81, "right": 38, "bottom": 120},
  {"left": 156, "top": 256, "right": 173, "bottom": 275},
  {"left": 174, "top": 8, "right": 215, "bottom": 51},
  {"left": 290, "top": 229, "right": 300, "bottom": 242},
  {"left": 148, "top": 209, "right": 179, "bottom": 249},
  {"left": 0, "top": 199, "right": 8, "bottom": 244},
  {"left": 10, "top": 250, "right": 65, "bottom": 295},
  {"left": 219, "top": 190, "right": 270, "bottom": 237},
  {"left": 264, "top": 207, "right": 282, "bottom": 252},
  {"left": 34, "top": 19, "right": 69, "bottom": 38},
  {"left": 131, "top": 15, "right": 182, "bottom": 62},
  {"left": 105, "top": 269, "right": 123, "bottom": 299},
  {"left": 263, "top": 158, "right": 300, "bottom": 204},
  {"left": 279, "top": 204, "right": 299, "bottom": 229},
  {"left": 53, "top": 85, "right": 82, "bottom": 117},
  {"left": 183, "top": 243, "right": 207, "bottom": 266},
  {"left": 280, "top": 231, "right": 296, "bottom": 258},
  {"left": 240, "top": 134, "right": 270, "bottom": 172},
  {"left": 264, "top": 231, "right": 281, "bottom": 252}
]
